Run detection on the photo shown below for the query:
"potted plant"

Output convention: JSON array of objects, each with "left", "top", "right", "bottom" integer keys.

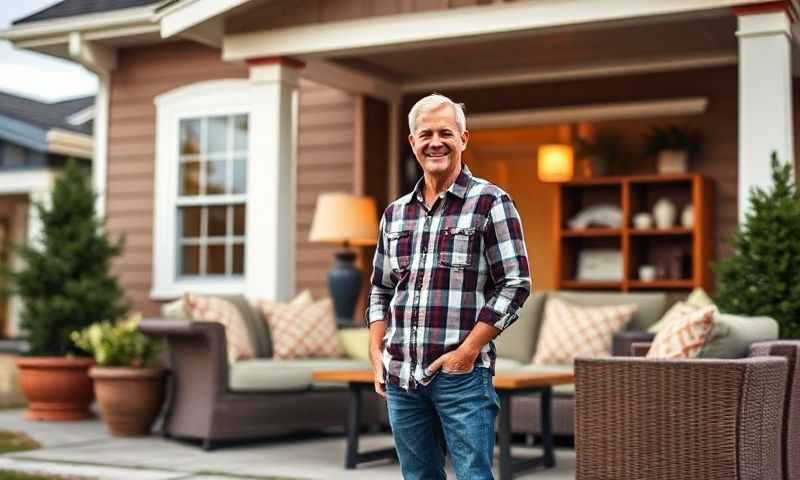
[
  {"left": 713, "top": 152, "right": 800, "bottom": 338},
  {"left": 0, "top": 159, "right": 131, "bottom": 421},
  {"left": 573, "top": 133, "right": 629, "bottom": 177},
  {"left": 643, "top": 125, "right": 702, "bottom": 174},
  {"left": 72, "top": 313, "right": 165, "bottom": 436}
]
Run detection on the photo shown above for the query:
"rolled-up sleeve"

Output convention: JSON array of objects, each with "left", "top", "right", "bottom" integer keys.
[
  {"left": 476, "top": 193, "right": 531, "bottom": 332},
  {"left": 364, "top": 211, "right": 395, "bottom": 327}
]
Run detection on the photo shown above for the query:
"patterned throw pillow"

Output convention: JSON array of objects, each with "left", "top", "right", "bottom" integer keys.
[
  {"left": 256, "top": 297, "right": 344, "bottom": 359},
  {"left": 646, "top": 304, "right": 718, "bottom": 359},
  {"left": 648, "top": 301, "right": 701, "bottom": 334},
  {"left": 184, "top": 293, "right": 257, "bottom": 364},
  {"left": 533, "top": 297, "right": 638, "bottom": 365}
]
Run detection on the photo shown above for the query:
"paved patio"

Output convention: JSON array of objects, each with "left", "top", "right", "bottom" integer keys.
[{"left": 0, "top": 407, "right": 576, "bottom": 479}]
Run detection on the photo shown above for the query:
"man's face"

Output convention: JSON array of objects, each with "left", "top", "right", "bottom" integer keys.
[{"left": 409, "top": 103, "right": 469, "bottom": 179}]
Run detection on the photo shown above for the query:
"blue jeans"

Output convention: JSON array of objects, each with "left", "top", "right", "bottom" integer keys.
[{"left": 386, "top": 367, "right": 500, "bottom": 480}]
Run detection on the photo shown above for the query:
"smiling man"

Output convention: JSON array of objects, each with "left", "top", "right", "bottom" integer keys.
[{"left": 366, "top": 93, "right": 531, "bottom": 479}]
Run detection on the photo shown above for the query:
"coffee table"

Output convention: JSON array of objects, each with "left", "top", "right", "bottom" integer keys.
[{"left": 312, "top": 369, "right": 574, "bottom": 479}]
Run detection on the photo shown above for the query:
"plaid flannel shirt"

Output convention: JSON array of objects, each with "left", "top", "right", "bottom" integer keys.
[{"left": 366, "top": 163, "right": 531, "bottom": 391}]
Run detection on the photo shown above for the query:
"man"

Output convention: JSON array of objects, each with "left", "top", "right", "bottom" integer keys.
[{"left": 366, "top": 93, "right": 531, "bottom": 480}]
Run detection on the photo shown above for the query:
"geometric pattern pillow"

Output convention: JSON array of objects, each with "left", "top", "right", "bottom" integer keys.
[
  {"left": 532, "top": 297, "right": 638, "bottom": 365},
  {"left": 646, "top": 304, "right": 718, "bottom": 359},
  {"left": 256, "top": 297, "right": 343, "bottom": 359},
  {"left": 184, "top": 293, "right": 256, "bottom": 364},
  {"left": 647, "top": 301, "right": 703, "bottom": 334}
]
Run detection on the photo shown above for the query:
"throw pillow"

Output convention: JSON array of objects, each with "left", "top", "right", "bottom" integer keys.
[
  {"left": 184, "top": 293, "right": 257, "bottom": 364},
  {"left": 532, "top": 297, "right": 638, "bottom": 365},
  {"left": 161, "top": 296, "right": 192, "bottom": 320},
  {"left": 647, "top": 301, "right": 701, "bottom": 334},
  {"left": 646, "top": 304, "right": 718, "bottom": 359},
  {"left": 338, "top": 328, "right": 370, "bottom": 361},
  {"left": 256, "top": 297, "right": 344, "bottom": 359},
  {"left": 686, "top": 287, "right": 714, "bottom": 308}
]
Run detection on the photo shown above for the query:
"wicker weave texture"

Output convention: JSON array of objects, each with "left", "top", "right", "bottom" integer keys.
[{"left": 575, "top": 356, "right": 787, "bottom": 480}]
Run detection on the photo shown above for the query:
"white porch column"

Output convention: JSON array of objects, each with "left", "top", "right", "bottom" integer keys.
[
  {"left": 736, "top": 6, "right": 795, "bottom": 223},
  {"left": 245, "top": 58, "right": 301, "bottom": 301}
]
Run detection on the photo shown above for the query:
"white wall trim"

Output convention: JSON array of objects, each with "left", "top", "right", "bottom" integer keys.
[
  {"left": 151, "top": 79, "right": 252, "bottom": 300},
  {"left": 46, "top": 128, "right": 93, "bottom": 158},
  {"left": 403, "top": 53, "right": 738, "bottom": 92},
  {"left": 468, "top": 97, "right": 709, "bottom": 130},
  {"left": 223, "top": 0, "right": 774, "bottom": 61},
  {"left": 0, "top": 170, "right": 56, "bottom": 195}
]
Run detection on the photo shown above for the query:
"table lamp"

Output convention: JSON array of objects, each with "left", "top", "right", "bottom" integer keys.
[
  {"left": 538, "top": 144, "right": 574, "bottom": 182},
  {"left": 309, "top": 193, "right": 378, "bottom": 327}
]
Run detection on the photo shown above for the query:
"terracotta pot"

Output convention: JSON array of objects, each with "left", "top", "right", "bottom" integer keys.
[
  {"left": 89, "top": 367, "right": 165, "bottom": 436},
  {"left": 15, "top": 356, "right": 95, "bottom": 421}
]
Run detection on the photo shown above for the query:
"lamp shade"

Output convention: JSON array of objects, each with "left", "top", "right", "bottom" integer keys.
[
  {"left": 308, "top": 193, "right": 379, "bottom": 246},
  {"left": 538, "top": 144, "right": 574, "bottom": 182}
]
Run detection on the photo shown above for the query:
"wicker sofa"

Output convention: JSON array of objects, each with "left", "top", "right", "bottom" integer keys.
[{"left": 574, "top": 340, "right": 800, "bottom": 480}]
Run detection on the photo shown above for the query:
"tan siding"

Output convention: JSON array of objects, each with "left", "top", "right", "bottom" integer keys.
[
  {"left": 295, "top": 79, "right": 356, "bottom": 300},
  {"left": 107, "top": 41, "right": 248, "bottom": 317}
]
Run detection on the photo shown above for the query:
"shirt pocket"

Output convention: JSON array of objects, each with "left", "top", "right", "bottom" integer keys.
[
  {"left": 439, "top": 226, "right": 477, "bottom": 269},
  {"left": 387, "top": 230, "right": 413, "bottom": 271}
]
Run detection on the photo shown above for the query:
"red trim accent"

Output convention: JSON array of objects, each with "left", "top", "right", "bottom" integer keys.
[
  {"left": 732, "top": 1, "right": 798, "bottom": 22},
  {"left": 246, "top": 56, "right": 305, "bottom": 69}
]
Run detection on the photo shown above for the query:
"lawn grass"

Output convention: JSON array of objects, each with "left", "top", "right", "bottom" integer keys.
[
  {"left": 0, "top": 431, "right": 40, "bottom": 454},
  {"left": 0, "top": 471, "right": 91, "bottom": 480}
]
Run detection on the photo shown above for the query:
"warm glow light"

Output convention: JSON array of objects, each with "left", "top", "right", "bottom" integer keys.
[
  {"left": 538, "top": 144, "right": 574, "bottom": 182},
  {"left": 309, "top": 193, "right": 379, "bottom": 247}
]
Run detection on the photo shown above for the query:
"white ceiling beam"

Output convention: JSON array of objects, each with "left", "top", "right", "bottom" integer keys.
[
  {"left": 468, "top": 97, "right": 709, "bottom": 130},
  {"left": 159, "top": 0, "right": 253, "bottom": 38},
  {"left": 68, "top": 32, "right": 116, "bottom": 73},
  {"left": 302, "top": 60, "right": 401, "bottom": 102},
  {"left": 223, "top": 0, "right": 773, "bottom": 61}
]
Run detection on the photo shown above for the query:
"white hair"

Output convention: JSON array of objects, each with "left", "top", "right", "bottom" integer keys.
[{"left": 408, "top": 93, "right": 467, "bottom": 134}]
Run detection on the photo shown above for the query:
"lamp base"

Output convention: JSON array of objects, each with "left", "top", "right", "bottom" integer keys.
[{"left": 328, "top": 249, "right": 362, "bottom": 328}]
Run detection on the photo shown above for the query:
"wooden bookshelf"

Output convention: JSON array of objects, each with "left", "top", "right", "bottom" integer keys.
[{"left": 555, "top": 173, "right": 714, "bottom": 292}]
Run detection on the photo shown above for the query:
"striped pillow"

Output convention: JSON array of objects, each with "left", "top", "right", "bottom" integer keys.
[
  {"left": 533, "top": 297, "right": 637, "bottom": 365},
  {"left": 184, "top": 293, "right": 256, "bottom": 364},
  {"left": 646, "top": 304, "right": 718, "bottom": 359},
  {"left": 256, "top": 297, "right": 344, "bottom": 359}
]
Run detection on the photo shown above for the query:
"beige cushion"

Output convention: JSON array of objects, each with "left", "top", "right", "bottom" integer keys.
[
  {"left": 338, "top": 328, "right": 370, "bottom": 361},
  {"left": 184, "top": 293, "right": 257, "bottom": 364},
  {"left": 256, "top": 297, "right": 344, "bottom": 359},
  {"left": 687, "top": 287, "right": 714, "bottom": 308},
  {"left": 228, "top": 358, "right": 371, "bottom": 391},
  {"left": 699, "top": 314, "right": 779, "bottom": 359},
  {"left": 494, "top": 293, "right": 547, "bottom": 364},
  {"left": 533, "top": 297, "right": 637, "bottom": 365},
  {"left": 553, "top": 290, "right": 666, "bottom": 331},
  {"left": 494, "top": 357, "right": 526, "bottom": 374},
  {"left": 647, "top": 305, "right": 718, "bottom": 359},
  {"left": 518, "top": 363, "right": 575, "bottom": 395},
  {"left": 161, "top": 297, "right": 192, "bottom": 320}
]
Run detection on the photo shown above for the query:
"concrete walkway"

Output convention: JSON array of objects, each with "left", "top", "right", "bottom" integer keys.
[{"left": 0, "top": 408, "right": 576, "bottom": 479}]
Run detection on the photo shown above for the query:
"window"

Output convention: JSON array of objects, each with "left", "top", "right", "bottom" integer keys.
[
  {"left": 176, "top": 115, "right": 248, "bottom": 277},
  {"left": 152, "top": 79, "right": 252, "bottom": 299}
]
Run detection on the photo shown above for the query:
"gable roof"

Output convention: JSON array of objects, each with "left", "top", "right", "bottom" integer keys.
[
  {"left": 0, "top": 91, "right": 94, "bottom": 135},
  {"left": 12, "top": 0, "right": 160, "bottom": 25}
]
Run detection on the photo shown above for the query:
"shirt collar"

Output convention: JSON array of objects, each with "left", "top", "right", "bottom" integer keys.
[{"left": 405, "top": 163, "right": 473, "bottom": 205}]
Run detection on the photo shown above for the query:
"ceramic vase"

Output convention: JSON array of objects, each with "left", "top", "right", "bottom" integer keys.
[
  {"left": 681, "top": 205, "right": 694, "bottom": 229},
  {"left": 653, "top": 198, "right": 677, "bottom": 229}
]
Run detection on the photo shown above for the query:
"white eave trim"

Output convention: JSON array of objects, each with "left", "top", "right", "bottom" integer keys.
[
  {"left": 468, "top": 97, "right": 709, "bottom": 130},
  {"left": 223, "top": 0, "right": 777, "bottom": 60},
  {"left": 46, "top": 128, "right": 93, "bottom": 159},
  {"left": 66, "top": 106, "right": 95, "bottom": 126},
  {"left": 158, "top": 0, "right": 254, "bottom": 38},
  {"left": 0, "top": 5, "right": 157, "bottom": 44}
]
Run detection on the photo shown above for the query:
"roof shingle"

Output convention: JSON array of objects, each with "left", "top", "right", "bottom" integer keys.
[
  {"left": 13, "top": 0, "right": 160, "bottom": 25},
  {"left": 0, "top": 91, "right": 94, "bottom": 135}
]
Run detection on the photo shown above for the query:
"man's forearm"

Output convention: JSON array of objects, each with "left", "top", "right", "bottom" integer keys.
[
  {"left": 458, "top": 321, "right": 500, "bottom": 358},
  {"left": 368, "top": 319, "right": 386, "bottom": 364}
]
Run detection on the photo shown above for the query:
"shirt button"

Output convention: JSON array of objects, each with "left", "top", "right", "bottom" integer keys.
[{"left": 422, "top": 246, "right": 427, "bottom": 254}]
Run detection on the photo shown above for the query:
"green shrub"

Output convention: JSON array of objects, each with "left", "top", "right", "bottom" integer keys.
[{"left": 71, "top": 313, "right": 161, "bottom": 368}]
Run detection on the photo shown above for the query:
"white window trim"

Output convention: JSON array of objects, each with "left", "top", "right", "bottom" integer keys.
[{"left": 151, "top": 79, "right": 251, "bottom": 300}]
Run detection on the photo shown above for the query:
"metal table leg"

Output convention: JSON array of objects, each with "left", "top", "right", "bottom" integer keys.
[
  {"left": 496, "top": 387, "right": 558, "bottom": 479},
  {"left": 344, "top": 382, "right": 397, "bottom": 470}
]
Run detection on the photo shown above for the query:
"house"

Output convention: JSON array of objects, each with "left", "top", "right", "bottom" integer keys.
[
  {"left": 0, "top": 89, "right": 94, "bottom": 337},
  {"left": 0, "top": 0, "right": 797, "bottom": 323}
]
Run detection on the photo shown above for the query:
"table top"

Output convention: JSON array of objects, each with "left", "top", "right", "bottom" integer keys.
[{"left": 312, "top": 369, "right": 574, "bottom": 391}]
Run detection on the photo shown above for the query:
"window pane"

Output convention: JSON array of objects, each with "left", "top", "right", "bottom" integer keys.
[
  {"left": 208, "top": 206, "right": 227, "bottom": 237},
  {"left": 205, "top": 160, "right": 226, "bottom": 195},
  {"left": 234, "top": 115, "right": 248, "bottom": 151},
  {"left": 180, "top": 161, "right": 200, "bottom": 196},
  {"left": 180, "top": 245, "right": 200, "bottom": 275},
  {"left": 207, "top": 244, "right": 226, "bottom": 274},
  {"left": 179, "top": 207, "right": 202, "bottom": 238},
  {"left": 206, "top": 116, "right": 229, "bottom": 154},
  {"left": 232, "top": 158, "right": 246, "bottom": 194},
  {"left": 233, "top": 243, "right": 245, "bottom": 274},
  {"left": 233, "top": 205, "right": 246, "bottom": 236},
  {"left": 180, "top": 119, "right": 202, "bottom": 155}
]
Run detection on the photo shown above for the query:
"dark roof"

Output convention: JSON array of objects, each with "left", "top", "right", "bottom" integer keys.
[
  {"left": 0, "top": 91, "right": 94, "bottom": 135},
  {"left": 13, "top": 0, "right": 160, "bottom": 25}
]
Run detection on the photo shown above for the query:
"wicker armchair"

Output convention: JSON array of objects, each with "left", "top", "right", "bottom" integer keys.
[{"left": 574, "top": 353, "right": 788, "bottom": 480}]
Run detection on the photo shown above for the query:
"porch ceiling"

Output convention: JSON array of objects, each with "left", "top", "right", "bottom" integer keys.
[{"left": 331, "top": 15, "right": 738, "bottom": 85}]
